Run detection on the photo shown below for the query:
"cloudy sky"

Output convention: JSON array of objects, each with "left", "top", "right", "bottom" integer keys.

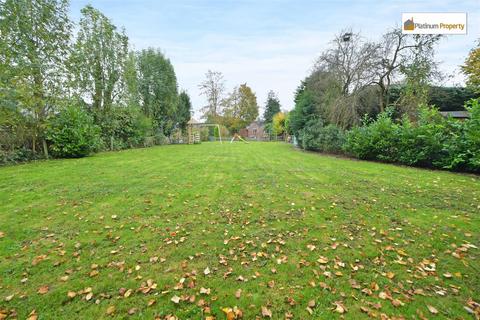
[{"left": 69, "top": 0, "right": 479, "bottom": 118}]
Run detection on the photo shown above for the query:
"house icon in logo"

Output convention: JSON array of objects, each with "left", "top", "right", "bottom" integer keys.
[{"left": 404, "top": 17, "right": 414, "bottom": 31}]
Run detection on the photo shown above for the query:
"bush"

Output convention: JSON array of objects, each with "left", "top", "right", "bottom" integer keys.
[
  {"left": 464, "top": 99, "right": 480, "bottom": 171},
  {"left": 98, "top": 106, "right": 153, "bottom": 150},
  {"left": 300, "top": 119, "right": 345, "bottom": 153},
  {"left": 343, "top": 100, "right": 480, "bottom": 172},
  {"left": 343, "top": 110, "right": 400, "bottom": 161},
  {"left": 154, "top": 130, "right": 168, "bottom": 145},
  {"left": 395, "top": 107, "right": 449, "bottom": 167},
  {"left": 46, "top": 105, "right": 101, "bottom": 158},
  {"left": 0, "top": 148, "right": 41, "bottom": 165}
]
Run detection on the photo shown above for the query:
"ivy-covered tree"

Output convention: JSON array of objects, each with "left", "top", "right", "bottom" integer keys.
[
  {"left": 137, "top": 48, "right": 178, "bottom": 135},
  {"left": 263, "top": 90, "right": 281, "bottom": 123},
  {"left": 70, "top": 5, "right": 128, "bottom": 116},
  {"left": 0, "top": 0, "right": 72, "bottom": 157}
]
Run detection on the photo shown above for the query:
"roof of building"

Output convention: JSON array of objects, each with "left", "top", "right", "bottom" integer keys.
[
  {"left": 246, "top": 120, "right": 265, "bottom": 128},
  {"left": 439, "top": 111, "right": 470, "bottom": 118}
]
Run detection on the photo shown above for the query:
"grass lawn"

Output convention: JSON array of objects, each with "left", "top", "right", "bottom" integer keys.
[{"left": 0, "top": 142, "right": 479, "bottom": 319}]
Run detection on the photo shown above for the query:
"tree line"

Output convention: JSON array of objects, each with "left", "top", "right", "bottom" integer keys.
[
  {"left": 0, "top": 0, "right": 191, "bottom": 162},
  {"left": 288, "top": 28, "right": 480, "bottom": 172},
  {"left": 197, "top": 70, "right": 259, "bottom": 135},
  {"left": 198, "top": 70, "right": 291, "bottom": 139}
]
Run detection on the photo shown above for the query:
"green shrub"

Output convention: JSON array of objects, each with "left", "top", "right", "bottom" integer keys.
[
  {"left": 300, "top": 119, "right": 345, "bottom": 153},
  {"left": 463, "top": 99, "right": 480, "bottom": 171},
  {"left": 395, "top": 107, "right": 449, "bottom": 167},
  {"left": 343, "top": 110, "right": 400, "bottom": 161},
  {"left": 0, "top": 148, "right": 41, "bottom": 165},
  {"left": 154, "top": 131, "right": 168, "bottom": 145},
  {"left": 343, "top": 99, "right": 480, "bottom": 172},
  {"left": 98, "top": 106, "right": 153, "bottom": 150},
  {"left": 46, "top": 106, "right": 101, "bottom": 158}
]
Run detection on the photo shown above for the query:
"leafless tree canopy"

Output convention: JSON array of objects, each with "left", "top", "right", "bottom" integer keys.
[
  {"left": 198, "top": 70, "right": 225, "bottom": 120},
  {"left": 314, "top": 30, "right": 379, "bottom": 96},
  {"left": 306, "top": 28, "right": 442, "bottom": 127}
]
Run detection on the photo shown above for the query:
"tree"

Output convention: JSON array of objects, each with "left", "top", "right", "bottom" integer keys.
[
  {"left": 124, "top": 50, "right": 140, "bottom": 107},
  {"left": 263, "top": 91, "right": 281, "bottom": 123},
  {"left": 198, "top": 70, "right": 225, "bottom": 121},
  {"left": 397, "top": 36, "right": 442, "bottom": 119},
  {"left": 46, "top": 105, "right": 101, "bottom": 158},
  {"left": 137, "top": 48, "right": 178, "bottom": 135},
  {"left": 177, "top": 91, "right": 192, "bottom": 132},
  {"left": 70, "top": 5, "right": 129, "bottom": 116},
  {"left": 289, "top": 88, "right": 317, "bottom": 138},
  {"left": 312, "top": 30, "right": 379, "bottom": 128},
  {"left": 222, "top": 84, "right": 259, "bottom": 133},
  {"left": 462, "top": 40, "right": 480, "bottom": 94},
  {"left": 315, "top": 30, "right": 378, "bottom": 96},
  {"left": 272, "top": 112, "right": 286, "bottom": 136},
  {"left": 373, "top": 29, "right": 441, "bottom": 112},
  {"left": 0, "top": 0, "right": 72, "bottom": 157}
]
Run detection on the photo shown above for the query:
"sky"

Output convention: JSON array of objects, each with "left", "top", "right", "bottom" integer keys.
[{"left": 69, "top": 0, "right": 480, "bottom": 119}]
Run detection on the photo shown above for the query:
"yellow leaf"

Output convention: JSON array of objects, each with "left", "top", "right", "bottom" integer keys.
[{"left": 106, "top": 305, "right": 115, "bottom": 315}]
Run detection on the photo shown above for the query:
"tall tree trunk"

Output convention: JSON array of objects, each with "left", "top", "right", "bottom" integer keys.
[
  {"left": 378, "top": 82, "right": 386, "bottom": 113},
  {"left": 42, "top": 139, "right": 49, "bottom": 159}
]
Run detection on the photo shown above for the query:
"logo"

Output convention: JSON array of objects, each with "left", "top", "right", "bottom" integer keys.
[
  {"left": 403, "top": 17, "right": 414, "bottom": 31},
  {"left": 402, "top": 13, "right": 467, "bottom": 34}
]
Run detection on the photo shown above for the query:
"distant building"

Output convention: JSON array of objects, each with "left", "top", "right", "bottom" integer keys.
[
  {"left": 240, "top": 121, "right": 267, "bottom": 140},
  {"left": 439, "top": 111, "right": 470, "bottom": 120}
]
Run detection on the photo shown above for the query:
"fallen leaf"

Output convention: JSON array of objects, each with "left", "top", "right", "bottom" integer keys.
[
  {"left": 223, "top": 307, "right": 235, "bottom": 320},
  {"left": 171, "top": 295, "right": 180, "bottom": 304},
  {"left": 147, "top": 299, "right": 156, "bottom": 307},
  {"left": 4, "top": 294, "right": 14, "bottom": 302},
  {"left": 37, "top": 285, "right": 49, "bottom": 294},
  {"left": 32, "top": 255, "right": 47, "bottom": 266},
  {"left": 332, "top": 301, "right": 347, "bottom": 314},
  {"left": 391, "top": 299, "right": 404, "bottom": 307},
  {"left": 106, "top": 305, "right": 115, "bottom": 315},
  {"left": 124, "top": 289, "right": 133, "bottom": 298},
  {"left": 317, "top": 256, "right": 329, "bottom": 264},
  {"left": 261, "top": 306, "right": 272, "bottom": 318},
  {"left": 67, "top": 291, "right": 76, "bottom": 298},
  {"left": 235, "top": 289, "right": 242, "bottom": 299},
  {"left": 200, "top": 287, "right": 211, "bottom": 295},
  {"left": 204, "top": 267, "right": 211, "bottom": 275},
  {"left": 27, "top": 310, "right": 38, "bottom": 320},
  {"left": 378, "top": 292, "right": 389, "bottom": 300},
  {"left": 427, "top": 305, "right": 438, "bottom": 314}
]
